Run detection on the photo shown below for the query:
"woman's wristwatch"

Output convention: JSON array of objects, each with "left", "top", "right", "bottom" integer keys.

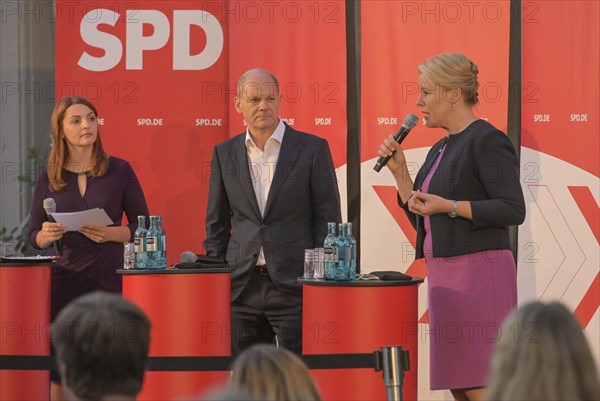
[{"left": 448, "top": 200, "right": 458, "bottom": 218}]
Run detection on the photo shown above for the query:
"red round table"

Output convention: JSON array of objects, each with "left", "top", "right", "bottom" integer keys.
[
  {"left": 0, "top": 261, "right": 52, "bottom": 401},
  {"left": 120, "top": 268, "right": 231, "bottom": 400},
  {"left": 302, "top": 278, "right": 423, "bottom": 401}
]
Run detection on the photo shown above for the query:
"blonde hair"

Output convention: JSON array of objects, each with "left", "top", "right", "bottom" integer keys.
[
  {"left": 48, "top": 96, "right": 109, "bottom": 192},
  {"left": 229, "top": 344, "right": 322, "bottom": 401},
  {"left": 486, "top": 301, "right": 600, "bottom": 401},
  {"left": 418, "top": 52, "right": 479, "bottom": 105}
]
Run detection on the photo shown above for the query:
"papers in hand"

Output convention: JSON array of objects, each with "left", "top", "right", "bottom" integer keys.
[
  {"left": 51, "top": 208, "right": 114, "bottom": 231},
  {"left": 0, "top": 255, "right": 59, "bottom": 263}
]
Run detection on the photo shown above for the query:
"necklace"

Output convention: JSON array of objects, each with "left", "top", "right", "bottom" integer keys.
[
  {"left": 78, "top": 171, "right": 88, "bottom": 176},
  {"left": 439, "top": 137, "right": 449, "bottom": 152}
]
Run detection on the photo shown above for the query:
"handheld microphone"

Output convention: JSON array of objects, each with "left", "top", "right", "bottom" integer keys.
[
  {"left": 42, "top": 198, "right": 63, "bottom": 256},
  {"left": 373, "top": 113, "right": 419, "bottom": 172},
  {"left": 180, "top": 251, "right": 224, "bottom": 264}
]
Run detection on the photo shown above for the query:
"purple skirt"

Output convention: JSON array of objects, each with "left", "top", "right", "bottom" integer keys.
[{"left": 424, "top": 231, "right": 517, "bottom": 390}]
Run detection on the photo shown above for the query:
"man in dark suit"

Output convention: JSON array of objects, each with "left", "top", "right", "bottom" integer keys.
[{"left": 204, "top": 68, "right": 341, "bottom": 355}]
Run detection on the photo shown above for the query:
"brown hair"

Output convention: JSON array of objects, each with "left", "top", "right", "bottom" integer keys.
[
  {"left": 53, "top": 291, "right": 151, "bottom": 400},
  {"left": 486, "top": 301, "right": 600, "bottom": 401},
  {"left": 229, "top": 344, "right": 322, "bottom": 401},
  {"left": 48, "top": 96, "right": 109, "bottom": 192},
  {"left": 418, "top": 52, "right": 479, "bottom": 105}
]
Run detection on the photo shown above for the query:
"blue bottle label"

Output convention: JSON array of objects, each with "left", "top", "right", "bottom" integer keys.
[
  {"left": 146, "top": 236, "right": 157, "bottom": 251},
  {"left": 324, "top": 246, "right": 338, "bottom": 262},
  {"left": 134, "top": 237, "right": 144, "bottom": 253}
]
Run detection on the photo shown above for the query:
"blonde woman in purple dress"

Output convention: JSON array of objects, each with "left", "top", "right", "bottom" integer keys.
[{"left": 378, "top": 53, "right": 525, "bottom": 401}]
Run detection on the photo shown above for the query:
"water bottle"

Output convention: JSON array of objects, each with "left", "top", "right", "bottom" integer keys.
[
  {"left": 323, "top": 223, "right": 337, "bottom": 280},
  {"left": 146, "top": 216, "right": 161, "bottom": 269},
  {"left": 123, "top": 242, "right": 135, "bottom": 270},
  {"left": 335, "top": 223, "right": 352, "bottom": 281},
  {"left": 134, "top": 216, "right": 148, "bottom": 269},
  {"left": 347, "top": 222, "right": 357, "bottom": 280},
  {"left": 157, "top": 216, "right": 167, "bottom": 269}
]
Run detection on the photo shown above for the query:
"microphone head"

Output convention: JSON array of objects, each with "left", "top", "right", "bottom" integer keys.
[
  {"left": 403, "top": 113, "right": 419, "bottom": 130},
  {"left": 43, "top": 198, "right": 56, "bottom": 214},
  {"left": 180, "top": 251, "right": 196, "bottom": 263}
]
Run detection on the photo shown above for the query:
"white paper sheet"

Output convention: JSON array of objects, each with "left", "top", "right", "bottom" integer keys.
[
  {"left": 0, "top": 255, "right": 59, "bottom": 262},
  {"left": 51, "top": 208, "right": 114, "bottom": 231}
]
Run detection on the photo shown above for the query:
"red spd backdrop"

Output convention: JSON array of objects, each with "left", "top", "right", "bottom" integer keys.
[
  {"left": 55, "top": 1, "right": 228, "bottom": 267},
  {"left": 520, "top": 0, "right": 599, "bottom": 342},
  {"left": 55, "top": 0, "right": 347, "bottom": 268}
]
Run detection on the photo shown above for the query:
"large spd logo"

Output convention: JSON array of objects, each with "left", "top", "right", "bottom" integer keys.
[{"left": 78, "top": 9, "right": 224, "bottom": 71}]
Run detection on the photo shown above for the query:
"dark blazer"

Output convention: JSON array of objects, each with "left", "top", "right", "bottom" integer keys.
[
  {"left": 401, "top": 119, "right": 525, "bottom": 259},
  {"left": 204, "top": 123, "right": 342, "bottom": 301}
]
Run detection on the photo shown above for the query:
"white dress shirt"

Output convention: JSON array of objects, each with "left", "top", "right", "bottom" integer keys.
[{"left": 245, "top": 119, "right": 286, "bottom": 266}]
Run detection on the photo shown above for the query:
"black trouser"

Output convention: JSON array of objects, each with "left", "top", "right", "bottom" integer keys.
[
  {"left": 231, "top": 268, "right": 302, "bottom": 356},
  {"left": 50, "top": 265, "right": 121, "bottom": 382}
]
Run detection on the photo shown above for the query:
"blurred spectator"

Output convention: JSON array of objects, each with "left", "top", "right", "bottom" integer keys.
[
  {"left": 52, "top": 291, "right": 151, "bottom": 401},
  {"left": 229, "top": 344, "right": 322, "bottom": 401},
  {"left": 486, "top": 301, "right": 599, "bottom": 401},
  {"left": 200, "top": 386, "right": 257, "bottom": 401}
]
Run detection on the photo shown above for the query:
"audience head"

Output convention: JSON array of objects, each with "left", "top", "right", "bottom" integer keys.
[
  {"left": 229, "top": 344, "right": 322, "bottom": 401},
  {"left": 200, "top": 386, "right": 257, "bottom": 401},
  {"left": 486, "top": 301, "right": 600, "bottom": 401},
  {"left": 52, "top": 291, "right": 151, "bottom": 401}
]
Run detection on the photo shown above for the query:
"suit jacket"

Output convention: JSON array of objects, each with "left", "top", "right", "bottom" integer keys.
[
  {"left": 204, "top": 123, "right": 342, "bottom": 301},
  {"left": 400, "top": 119, "right": 526, "bottom": 259}
]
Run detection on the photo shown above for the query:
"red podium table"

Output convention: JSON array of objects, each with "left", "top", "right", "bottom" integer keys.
[
  {"left": 120, "top": 268, "right": 231, "bottom": 401},
  {"left": 302, "top": 278, "right": 423, "bottom": 401},
  {"left": 0, "top": 261, "right": 52, "bottom": 401}
]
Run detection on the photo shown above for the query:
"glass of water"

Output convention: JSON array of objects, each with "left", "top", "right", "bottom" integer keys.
[{"left": 123, "top": 242, "right": 135, "bottom": 269}]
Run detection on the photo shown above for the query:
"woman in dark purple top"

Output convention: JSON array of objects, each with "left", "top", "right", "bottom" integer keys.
[{"left": 28, "top": 96, "right": 149, "bottom": 398}]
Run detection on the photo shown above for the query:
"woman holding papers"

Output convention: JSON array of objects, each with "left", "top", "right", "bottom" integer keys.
[{"left": 28, "top": 96, "right": 149, "bottom": 400}]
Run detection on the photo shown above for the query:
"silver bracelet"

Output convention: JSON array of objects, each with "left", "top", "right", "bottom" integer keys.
[{"left": 448, "top": 200, "right": 458, "bottom": 218}]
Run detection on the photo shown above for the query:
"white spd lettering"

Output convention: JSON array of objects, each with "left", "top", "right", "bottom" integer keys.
[
  {"left": 315, "top": 117, "right": 332, "bottom": 125},
  {"left": 377, "top": 117, "right": 398, "bottom": 125},
  {"left": 195, "top": 119, "right": 222, "bottom": 126},
  {"left": 533, "top": 114, "right": 550, "bottom": 122},
  {"left": 137, "top": 118, "right": 163, "bottom": 126},
  {"left": 78, "top": 9, "right": 224, "bottom": 71},
  {"left": 570, "top": 114, "right": 588, "bottom": 122}
]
